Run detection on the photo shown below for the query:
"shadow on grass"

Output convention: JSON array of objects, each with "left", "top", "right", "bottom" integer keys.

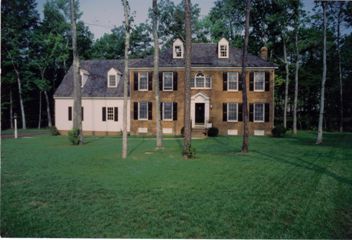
[{"left": 128, "top": 137, "right": 145, "bottom": 156}]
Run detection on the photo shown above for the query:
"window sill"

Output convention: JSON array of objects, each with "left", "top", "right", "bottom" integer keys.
[
  {"left": 253, "top": 89, "right": 265, "bottom": 92},
  {"left": 227, "top": 89, "right": 239, "bottom": 92},
  {"left": 227, "top": 120, "right": 239, "bottom": 122},
  {"left": 162, "top": 89, "right": 174, "bottom": 92},
  {"left": 162, "top": 119, "right": 173, "bottom": 122},
  {"left": 191, "top": 87, "right": 212, "bottom": 90},
  {"left": 253, "top": 120, "right": 265, "bottom": 123}
]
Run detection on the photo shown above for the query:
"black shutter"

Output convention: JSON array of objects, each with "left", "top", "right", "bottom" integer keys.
[
  {"left": 173, "top": 102, "right": 177, "bottom": 120},
  {"left": 159, "top": 72, "right": 163, "bottom": 91},
  {"left": 238, "top": 103, "right": 243, "bottom": 121},
  {"left": 223, "top": 72, "right": 227, "bottom": 91},
  {"left": 249, "top": 104, "right": 253, "bottom": 122},
  {"left": 68, "top": 107, "right": 72, "bottom": 121},
  {"left": 238, "top": 76, "right": 243, "bottom": 91},
  {"left": 249, "top": 72, "right": 254, "bottom": 91},
  {"left": 114, "top": 107, "right": 118, "bottom": 121},
  {"left": 160, "top": 102, "right": 163, "bottom": 120},
  {"left": 133, "top": 102, "right": 138, "bottom": 120},
  {"left": 81, "top": 107, "right": 84, "bottom": 121},
  {"left": 148, "top": 72, "right": 153, "bottom": 91},
  {"left": 223, "top": 103, "right": 227, "bottom": 122},
  {"left": 102, "top": 107, "right": 106, "bottom": 121},
  {"left": 265, "top": 103, "right": 270, "bottom": 122},
  {"left": 134, "top": 72, "right": 138, "bottom": 90},
  {"left": 265, "top": 72, "right": 270, "bottom": 91},
  {"left": 173, "top": 72, "right": 178, "bottom": 91},
  {"left": 148, "top": 102, "right": 153, "bottom": 120}
]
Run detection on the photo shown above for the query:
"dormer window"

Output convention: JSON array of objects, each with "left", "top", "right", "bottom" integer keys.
[
  {"left": 173, "top": 38, "right": 184, "bottom": 59},
  {"left": 107, "top": 68, "right": 121, "bottom": 88},
  {"left": 218, "top": 38, "right": 229, "bottom": 59},
  {"left": 80, "top": 69, "right": 89, "bottom": 88}
]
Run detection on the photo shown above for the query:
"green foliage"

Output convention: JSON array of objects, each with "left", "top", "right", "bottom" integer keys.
[
  {"left": 68, "top": 128, "right": 80, "bottom": 145},
  {"left": 207, "top": 127, "right": 219, "bottom": 137},
  {"left": 50, "top": 126, "right": 60, "bottom": 136},
  {"left": 271, "top": 125, "right": 287, "bottom": 138}
]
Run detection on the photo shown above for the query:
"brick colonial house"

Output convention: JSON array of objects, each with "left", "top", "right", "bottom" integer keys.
[{"left": 54, "top": 38, "right": 277, "bottom": 136}]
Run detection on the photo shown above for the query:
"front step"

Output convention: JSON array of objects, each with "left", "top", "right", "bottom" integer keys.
[{"left": 192, "top": 128, "right": 207, "bottom": 139}]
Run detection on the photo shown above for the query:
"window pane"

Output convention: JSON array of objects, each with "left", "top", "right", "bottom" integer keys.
[
  {"left": 107, "top": 107, "right": 114, "bottom": 120},
  {"left": 139, "top": 73, "right": 148, "bottom": 90},
  {"left": 196, "top": 74, "right": 205, "bottom": 88},
  {"left": 228, "top": 72, "right": 238, "bottom": 90},
  {"left": 254, "top": 72, "right": 265, "bottom": 90},
  {"left": 190, "top": 78, "right": 195, "bottom": 88},
  {"left": 221, "top": 45, "right": 227, "bottom": 57},
  {"left": 206, "top": 77, "right": 211, "bottom": 88},
  {"left": 175, "top": 46, "right": 182, "bottom": 57},
  {"left": 163, "top": 72, "right": 173, "bottom": 90},
  {"left": 228, "top": 103, "right": 237, "bottom": 121},
  {"left": 254, "top": 104, "right": 264, "bottom": 121},
  {"left": 139, "top": 102, "right": 148, "bottom": 119},
  {"left": 163, "top": 102, "right": 173, "bottom": 120},
  {"left": 109, "top": 75, "right": 116, "bottom": 87}
]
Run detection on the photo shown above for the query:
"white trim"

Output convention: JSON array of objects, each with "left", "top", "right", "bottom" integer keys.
[
  {"left": 138, "top": 72, "right": 149, "bottom": 91},
  {"left": 218, "top": 38, "right": 229, "bottom": 59},
  {"left": 254, "top": 72, "right": 265, "bottom": 92},
  {"left": 227, "top": 103, "right": 239, "bottom": 122},
  {"left": 253, "top": 103, "right": 265, "bottom": 122},
  {"left": 162, "top": 102, "right": 173, "bottom": 121},
  {"left": 129, "top": 67, "right": 278, "bottom": 70},
  {"left": 191, "top": 93, "right": 210, "bottom": 128},
  {"left": 191, "top": 73, "right": 212, "bottom": 89},
  {"left": 138, "top": 102, "right": 148, "bottom": 120},
  {"left": 227, "top": 72, "right": 239, "bottom": 92},
  {"left": 107, "top": 68, "right": 120, "bottom": 88},
  {"left": 173, "top": 38, "right": 184, "bottom": 59},
  {"left": 54, "top": 97, "right": 130, "bottom": 100},
  {"left": 162, "top": 72, "right": 174, "bottom": 91}
]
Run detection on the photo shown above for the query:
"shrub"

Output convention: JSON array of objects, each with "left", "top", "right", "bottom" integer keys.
[
  {"left": 50, "top": 126, "right": 60, "bottom": 136},
  {"left": 272, "top": 125, "right": 287, "bottom": 138},
  {"left": 207, "top": 127, "right": 219, "bottom": 137},
  {"left": 68, "top": 128, "right": 80, "bottom": 145}
]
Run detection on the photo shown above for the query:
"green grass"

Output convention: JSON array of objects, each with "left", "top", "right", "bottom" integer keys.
[{"left": 1, "top": 131, "right": 352, "bottom": 238}]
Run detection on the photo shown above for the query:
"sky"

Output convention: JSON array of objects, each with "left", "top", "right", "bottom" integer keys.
[{"left": 36, "top": 0, "right": 317, "bottom": 40}]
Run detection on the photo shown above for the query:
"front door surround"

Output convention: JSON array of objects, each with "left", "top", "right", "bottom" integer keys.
[{"left": 191, "top": 92, "right": 210, "bottom": 127}]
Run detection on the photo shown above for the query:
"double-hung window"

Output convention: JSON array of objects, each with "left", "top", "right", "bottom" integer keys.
[
  {"left": 254, "top": 72, "right": 265, "bottom": 91},
  {"left": 163, "top": 102, "right": 173, "bottom": 120},
  {"left": 138, "top": 73, "right": 148, "bottom": 91},
  {"left": 108, "top": 75, "right": 117, "bottom": 87},
  {"left": 254, "top": 103, "right": 265, "bottom": 122},
  {"left": 138, "top": 102, "right": 148, "bottom": 120},
  {"left": 227, "top": 103, "right": 238, "bottom": 122},
  {"left": 107, "top": 107, "right": 114, "bottom": 120},
  {"left": 228, "top": 72, "right": 238, "bottom": 91},
  {"left": 191, "top": 73, "right": 212, "bottom": 89},
  {"left": 163, "top": 72, "right": 173, "bottom": 91},
  {"left": 220, "top": 45, "right": 228, "bottom": 57}
]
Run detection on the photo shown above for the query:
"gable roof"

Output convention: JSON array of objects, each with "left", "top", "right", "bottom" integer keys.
[
  {"left": 54, "top": 59, "right": 139, "bottom": 98},
  {"left": 130, "top": 43, "right": 276, "bottom": 68}
]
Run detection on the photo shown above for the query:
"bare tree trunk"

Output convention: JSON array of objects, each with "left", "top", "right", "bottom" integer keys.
[
  {"left": 153, "top": 0, "right": 163, "bottom": 149},
  {"left": 337, "top": 2, "right": 343, "bottom": 132},
  {"left": 183, "top": 0, "right": 192, "bottom": 159},
  {"left": 241, "top": 0, "right": 251, "bottom": 153},
  {"left": 10, "top": 90, "right": 13, "bottom": 129},
  {"left": 14, "top": 68, "right": 26, "bottom": 129},
  {"left": 316, "top": 2, "right": 327, "bottom": 144},
  {"left": 283, "top": 38, "right": 289, "bottom": 129},
  {"left": 70, "top": 0, "right": 83, "bottom": 143},
  {"left": 293, "top": 19, "right": 299, "bottom": 135},
  {"left": 122, "top": 0, "right": 130, "bottom": 159},
  {"left": 38, "top": 91, "right": 42, "bottom": 129},
  {"left": 44, "top": 91, "right": 52, "bottom": 127}
]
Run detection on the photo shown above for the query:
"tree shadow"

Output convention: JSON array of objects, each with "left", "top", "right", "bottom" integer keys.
[{"left": 128, "top": 137, "right": 145, "bottom": 156}]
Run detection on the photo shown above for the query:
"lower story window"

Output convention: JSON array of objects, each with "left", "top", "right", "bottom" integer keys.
[
  {"left": 254, "top": 103, "right": 265, "bottom": 122},
  {"left": 107, "top": 107, "right": 114, "bottom": 120},
  {"left": 163, "top": 102, "right": 173, "bottom": 120},
  {"left": 139, "top": 102, "right": 148, "bottom": 120},
  {"left": 227, "top": 103, "right": 238, "bottom": 122}
]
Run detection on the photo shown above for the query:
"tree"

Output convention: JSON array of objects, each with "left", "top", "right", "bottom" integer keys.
[
  {"left": 183, "top": 0, "right": 192, "bottom": 159},
  {"left": 122, "top": 0, "right": 131, "bottom": 159},
  {"left": 70, "top": 0, "right": 83, "bottom": 143},
  {"left": 336, "top": 2, "right": 344, "bottom": 132},
  {"left": 153, "top": 0, "right": 163, "bottom": 149},
  {"left": 316, "top": 1, "right": 327, "bottom": 144},
  {"left": 241, "top": 0, "right": 251, "bottom": 153}
]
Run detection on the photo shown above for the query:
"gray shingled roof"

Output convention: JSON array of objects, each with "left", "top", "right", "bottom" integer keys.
[
  {"left": 130, "top": 43, "right": 276, "bottom": 68},
  {"left": 55, "top": 43, "right": 276, "bottom": 97}
]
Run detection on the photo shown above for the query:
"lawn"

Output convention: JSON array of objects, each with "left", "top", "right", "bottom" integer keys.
[{"left": 1, "top": 131, "right": 352, "bottom": 238}]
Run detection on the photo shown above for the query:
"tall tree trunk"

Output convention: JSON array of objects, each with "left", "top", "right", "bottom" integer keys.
[
  {"left": 70, "top": 0, "right": 83, "bottom": 143},
  {"left": 38, "top": 91, "right": 42, "bottom": 129},
  {"left": 183, "top": 0, "right": 192, "bottom": 159},
  {"left": 293, "top": 17, "right": 300, "bottom": 135},
  {"left": 337, "top": 2, "right": 343, "bottom": 132},
  {"left": 44, "top": 91, "right": 52, "bottom": 127},
  {"left": 241, "top": 0, "right": 251, "bottom": 153},
  {"left": 10, "top": 89, "right": 13, "bottom": 129},
  {"left": 283, "top": 38, "right": 289, "bottom": 129},
  {"left": 153, "top": 0, "right": 163, "bottom": 149},
  {"left": 316, "top": 2, "right": 327, "bottom": 144},
  {"left": 122, "top": 0, "right": 130, "bottom": 159},
  {"left": 14, "top": 68, "right": 26, "bottom": 129}
]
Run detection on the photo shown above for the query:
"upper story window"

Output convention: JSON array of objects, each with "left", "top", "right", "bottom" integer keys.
[
  {"left": 80, "top": 69, "right": 89, "bottom": 88},
  {"left": 138, "top": 72, "right": 149, "bottom": 91},
  {"left": 173, "top": 38, "right": 184, "bottom": 59},
  {"left": 107, "top": 68, "right": 120, "bottom": 88},
  {"left": 254, "top": 103, "right": 265, "bottom": 122},
  {"left": 191, "top": 73, "right": 212, "bottom": 89},
  {"left": 163, "top": 72, "right": 173, "bottom": 91},
  {"left": 228, "top": 72, "right": 239, "bottom": 91},
  {"left": 254, "top": 72, "right": 265, "bottom": 91},
  {"left": 218, "top": 38, "right": 229, "bottom": 58}
]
